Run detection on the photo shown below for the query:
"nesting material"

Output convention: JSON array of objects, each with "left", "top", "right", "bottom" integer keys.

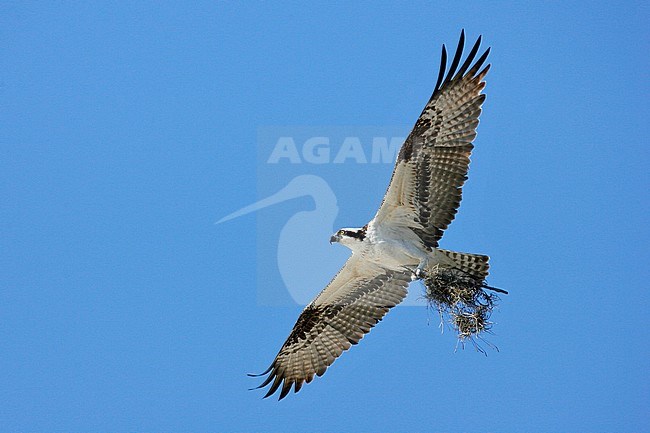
[{"left": 423, "top": 265, "right": 503, "bottom": 351}]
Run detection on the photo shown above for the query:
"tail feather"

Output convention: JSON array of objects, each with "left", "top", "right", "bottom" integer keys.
[{"left": 438, "top": 249, "right": 490, "bottom": 281}]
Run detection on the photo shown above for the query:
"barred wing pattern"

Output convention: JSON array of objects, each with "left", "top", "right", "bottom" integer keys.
[
  {"left": 252, "top": 31, "right": 491, "bottom": 400},
  {"left": 374, "top": 30, "right": 490, "bottom": 248},
  {"left": 251, "top": 256, "right": 411, "bottom": 399}
]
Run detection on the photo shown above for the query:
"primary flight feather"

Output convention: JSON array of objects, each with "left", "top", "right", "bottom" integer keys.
[{"left": 251, "top": 30, "right": 493, "bottom": 400}]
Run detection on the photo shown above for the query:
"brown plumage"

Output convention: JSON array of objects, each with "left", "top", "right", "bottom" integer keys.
[
  {"left": 375, "top": 30, "right": 490, "bottom": 248},
  {"left": 250, "top": 257, "right": 411, "bottom": 399},
  {"left": 251, "top": 30, "right": 492, "bottom": 399}
]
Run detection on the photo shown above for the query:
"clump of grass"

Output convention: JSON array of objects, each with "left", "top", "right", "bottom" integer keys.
[{"left": 423, "top": 266, "right": 505, "bottom": 353}]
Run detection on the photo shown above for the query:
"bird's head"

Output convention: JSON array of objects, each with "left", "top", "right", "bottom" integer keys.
[{"left": 330, "top": 226, "right": 367, "bottom": 248}]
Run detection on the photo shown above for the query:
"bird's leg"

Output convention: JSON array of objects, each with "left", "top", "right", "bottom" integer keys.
[{"left": 414, "top": 258, "right": 430, "bottom": 280}]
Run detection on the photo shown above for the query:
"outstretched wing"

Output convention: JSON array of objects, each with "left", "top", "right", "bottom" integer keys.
[
  {"left": 251, "top": 255, "right": 411, "bottom": 400},
  {"left": 374, "top": 30, "right": 490, "bottom": 247}
]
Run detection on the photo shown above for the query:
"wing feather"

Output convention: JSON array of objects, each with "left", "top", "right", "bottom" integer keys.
[
  {"left": 252, "top": 31, "right": 492, "bottom": 400},
  {"left": 252, "top": 255, "right": 411, "bottom": 399},
  {"left": 374, "top": 31, "right": 490, "bottom": 247}
]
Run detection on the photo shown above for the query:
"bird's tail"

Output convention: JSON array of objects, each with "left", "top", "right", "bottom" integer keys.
[{"left": 437, "top": 249, "right": 490, "bottom": 281}]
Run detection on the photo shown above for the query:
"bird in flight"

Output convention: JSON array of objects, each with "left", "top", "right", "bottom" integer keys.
[{"left": 251, "top": 30, "right": 495, "bottom": 400}]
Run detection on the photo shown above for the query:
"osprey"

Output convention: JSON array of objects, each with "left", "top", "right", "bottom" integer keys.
[{"left": 252, "top": 31, "right": 495, "bottom": 399}]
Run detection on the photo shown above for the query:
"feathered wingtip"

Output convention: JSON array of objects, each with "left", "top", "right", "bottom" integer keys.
[
  {"left": 247, "top": 365, "right": 272, "bottom": 378},
  {"left": 248, "top": 363, "right": 295, "bottom": 400},
  {"left": 432, "top": 29, "right": 491, "bottom": 97},
  {"left": 247, "top": 364, "right": 275, "bottom": 391}
]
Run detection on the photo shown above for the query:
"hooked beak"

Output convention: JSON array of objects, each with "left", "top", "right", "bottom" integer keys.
[{"left": 329, "top": 233, "right": 340, "bottom": 244}]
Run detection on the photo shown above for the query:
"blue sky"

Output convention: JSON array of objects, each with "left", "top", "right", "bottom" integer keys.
[{"left": 2, "top": 1, "right": 649, "bottom": 432}]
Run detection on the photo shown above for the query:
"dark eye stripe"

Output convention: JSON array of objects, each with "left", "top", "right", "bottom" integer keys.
[{"left": 343, "top": 230, "right": 366, "bottom": 240}]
